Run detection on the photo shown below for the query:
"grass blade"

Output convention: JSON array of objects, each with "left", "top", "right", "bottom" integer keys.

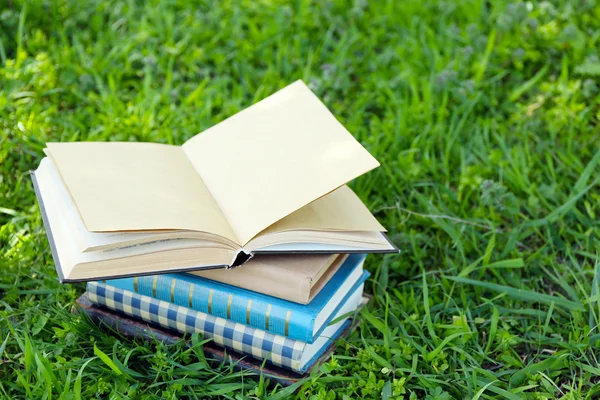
[
  {"left": 93, "top": 343, "right": 123, "bottom": 376},
  {"left": 509, "top": 355, "right": 568, "bottom": 386},
  {"left": 509, "top": 64, "right": 549, "bottom": 101},
  {"left": 573, "top": 150, "right": 600, "bottom": 194},
  {"left": 445, "top": 276, "right": 582, "bottom": 311},
  {"left": 474, "top": 29, "right": 496, "bottom": 83},
  {"left": 0, "top": 334, "right": 9, "bottom": 359},
  {"left": 74, "top": 358, "right": 94, "bottom": 400},
  {"left": 472, "top": 380, "right": 498, "bottom": 400}
]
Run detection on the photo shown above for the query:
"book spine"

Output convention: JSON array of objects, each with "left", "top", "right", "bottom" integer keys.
[
  {"left": 106, "top": 275, "right": 315, "bottom": 342},
  {"left": 87, "top": 282, "right": 307, "bottom": 373}
]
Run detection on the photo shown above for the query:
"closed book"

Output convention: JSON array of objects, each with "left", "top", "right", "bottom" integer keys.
[
  {"left": 86, "top": 280, "right": 366, "bottom": 374},
  {"left": 106, "top": 254, "right": 367, "bottom": 343},
  {"left": 190, "top": 254, "right": 347, "bottom": 304}
]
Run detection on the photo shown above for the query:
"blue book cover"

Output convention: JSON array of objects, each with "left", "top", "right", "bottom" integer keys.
[
  {"left": 106, "top": 254, "right": 367, "bottom": 343},
  {"left": 86, "top": 278, "right": 367, "bottom": 374}
]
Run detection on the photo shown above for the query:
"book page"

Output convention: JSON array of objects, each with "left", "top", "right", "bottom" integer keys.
[
  {"left": 259, "top": 185, "right": 386, "bottom": 235},
  {"left": 182, "top": 80, "right": 380, "bottom": 245},
  {"left": 44, "top": 142, "right": 238, "bottom": 243}
]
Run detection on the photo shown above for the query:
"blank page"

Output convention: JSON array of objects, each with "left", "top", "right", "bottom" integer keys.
[
  {"left": 259, "top": 185, "right": 386, "bottom": 235},
  {"left": 44, "top": 142, "right": 238, "bottom": 243},
  {"left": 182, "top": 80, "right": 379, "bottom": 245}
]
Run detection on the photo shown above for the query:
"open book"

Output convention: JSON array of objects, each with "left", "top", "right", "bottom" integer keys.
[{"left": 32, "top": 80, "right": 397, "bottom": 282}]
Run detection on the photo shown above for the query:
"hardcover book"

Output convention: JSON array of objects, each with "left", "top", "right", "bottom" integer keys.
[
  {"left": 32, "top": 80, "right": 397, "bottom": 282},
  {"left": 106, "top": 254, "right": 368, "bottom": 343},
  {"left": 86, "top": 279, "right": 366, "bottom": 374},
  {"left": 191, "top": 253, "right": 347, "bottom": 304}
]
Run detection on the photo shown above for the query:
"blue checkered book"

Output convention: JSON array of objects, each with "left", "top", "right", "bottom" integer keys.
[
  {"left": 86, "top": 279, "right": 366, "bottom": 373},
  {"left": 105, "top": 254, "right": 367, "bottom": 343}
]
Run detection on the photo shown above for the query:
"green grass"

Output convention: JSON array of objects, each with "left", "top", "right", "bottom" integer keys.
[{"left": 1, "top": 0, "right": 600, "bottom": 398}]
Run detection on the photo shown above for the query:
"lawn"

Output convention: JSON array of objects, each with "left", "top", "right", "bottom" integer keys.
[{"left": 1, "top": 0, "right": 600, "bottom": 398}]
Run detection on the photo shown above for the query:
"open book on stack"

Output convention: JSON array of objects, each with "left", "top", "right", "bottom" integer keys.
[{"left": 32, "top": 80, "right": 396, "bottom": 282}]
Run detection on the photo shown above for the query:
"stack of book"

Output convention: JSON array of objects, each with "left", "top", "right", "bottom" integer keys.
[
  {"left": 32, "top": 80, "right": 397, "bottom": 374},
  {"left": 85, "top": 253, "right": 368, "bottom": 374}
]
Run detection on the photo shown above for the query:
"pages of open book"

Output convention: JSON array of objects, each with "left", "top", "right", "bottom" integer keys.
[
  {"left": 259, "top": 185, "right": 385, "bottom": 235},
  {"left": 182, "top": 80, "right": 380, "bottom": 245},
  {"left": 38, "top": 149, "right": 392, "bottom": 255},
  {"left": 34, "top": 158, "right": 237, "bottom": 280},
  {"left": 44, "top": 81, "right": 382, "bottom": 246},
  {"left": 44, "top": 142, "right": 239, "bottom": 244},
  {"left": 36, "top": 158, "right": 236, "bottom": 253}
]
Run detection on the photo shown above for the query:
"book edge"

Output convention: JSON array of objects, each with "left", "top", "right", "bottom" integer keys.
[
  {"left": 249, "top": 232, "right": 399, "bottom": 255},
  {"left": 309, "top": 269, "right": 370, "bottom": 342},
  {"left": 33, "top": 169, "right": 233, "bottom": 283},
  {"left": 306, "top": 254, "right": 348, "bottom": 303},
  {"left": 31, "top": 170, "right": 67, "bottom": 283},
  {"left": 299, "top": 319, "right": 351, "bottom": 373}
]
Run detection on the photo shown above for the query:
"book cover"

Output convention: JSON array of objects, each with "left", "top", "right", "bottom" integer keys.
[
  {"left": 190, "top": 254, "right": 347, "bottom": 304},
  {"left": 86, "top": 280, "right": 365, "bottom": 374},
  {"left": 106, "top": 254, "right": 368, "bottom": 343}
]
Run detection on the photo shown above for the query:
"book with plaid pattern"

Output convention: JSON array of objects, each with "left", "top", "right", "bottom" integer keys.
[{"left": 86, "top": 279, "right": 366, "bottom": 373}]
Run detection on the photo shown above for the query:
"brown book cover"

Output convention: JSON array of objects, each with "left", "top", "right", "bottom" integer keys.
[{"left": 190, "top": 254, "right": 348, "bottom": 304}]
